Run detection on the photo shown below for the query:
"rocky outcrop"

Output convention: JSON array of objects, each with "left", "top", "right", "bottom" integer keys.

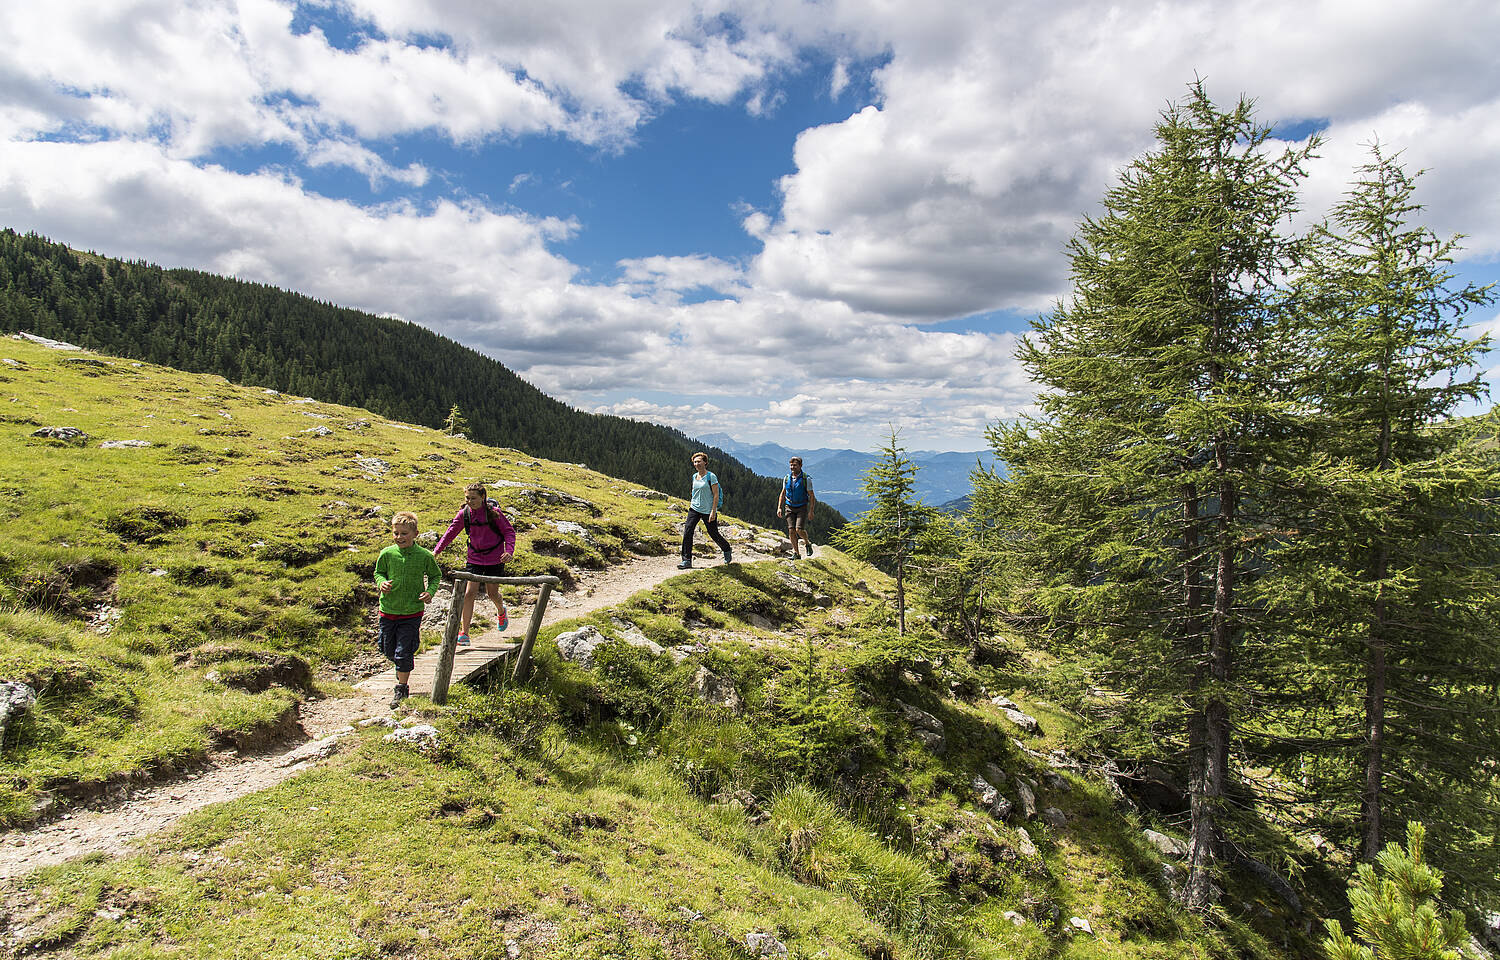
[
  {"left": 1, "top": 681, "right": 37, "bottom": 752},
  {"left": 691, "top": 666, "right": 745, "bottom": 714},
  {"left": 896, "top": 700, "right": 946, "bottom": 754},
  {"left": 555, "top": 625, "right": 665, "bottom": 668}
]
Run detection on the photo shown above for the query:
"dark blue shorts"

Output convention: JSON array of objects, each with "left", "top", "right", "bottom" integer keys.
[
  {"left": 378, "top": 616, "right": 420, "bottom": 672},
  {"left": 466, "top": 561, "right": 507, "bottom": 577}
]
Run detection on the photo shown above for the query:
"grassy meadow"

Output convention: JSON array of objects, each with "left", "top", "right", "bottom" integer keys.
[{"left": 0, "top": 336, "right": 1321, "bottom": 959}]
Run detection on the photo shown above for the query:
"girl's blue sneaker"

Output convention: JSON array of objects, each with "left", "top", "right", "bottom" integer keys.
[{"left": 457, "top": 633, "right": 470, "bottom": 647}]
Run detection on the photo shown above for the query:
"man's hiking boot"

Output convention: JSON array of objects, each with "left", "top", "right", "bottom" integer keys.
[
  {"left": 806, "top": 542, "right": 814, "bottom": 557},
  {"left": 390, "top": 684, "right": 409, "bottom": 708},
  {"left": 677, "top": 559, "right": 693, "bottom": 569},
  {"left": 722, "top": 548, "right": 733, "bottom": 564}
]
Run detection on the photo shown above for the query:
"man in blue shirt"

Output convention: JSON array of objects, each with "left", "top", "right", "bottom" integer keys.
[{"left": 777, "top": 456, "right": 817, "bottom": 559}]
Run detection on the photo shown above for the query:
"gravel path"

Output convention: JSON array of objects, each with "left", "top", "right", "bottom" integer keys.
[{"left": 0, "top": 545, "right": 778, "bottom": 881}]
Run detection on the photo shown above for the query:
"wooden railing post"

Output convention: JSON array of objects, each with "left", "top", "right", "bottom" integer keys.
[
  {"left": 430, "top": 574, "right": 467, "bottom": 705},
  {"left": 511, "top": 580, "right": 552, "bottom": 682}
]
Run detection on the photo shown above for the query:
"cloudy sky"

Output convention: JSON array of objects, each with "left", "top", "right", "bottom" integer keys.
[{"left": 3, "top": 1, "right": 1498, "bottom": 451}]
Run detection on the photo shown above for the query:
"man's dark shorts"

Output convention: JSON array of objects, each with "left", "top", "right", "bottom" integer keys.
[
  {"left": 466, "top": 561, "right": 507, "bottom": 577},
  {"left": 785, "top": 504, "right": 810, "bottom": 529},
  {"left": 379, "top": 615, "right": 420, "bottom": 672}
]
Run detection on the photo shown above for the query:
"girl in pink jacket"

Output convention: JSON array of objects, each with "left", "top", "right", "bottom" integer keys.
[{"left": 434, "top": 482, "right": 516, "bottom": 645}]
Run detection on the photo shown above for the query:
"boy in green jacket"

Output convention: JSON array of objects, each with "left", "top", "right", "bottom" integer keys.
[{"left": 374, "top": 511, "right": 442, "bottom": 707}]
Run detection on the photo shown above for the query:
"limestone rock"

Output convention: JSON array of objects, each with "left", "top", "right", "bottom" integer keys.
[
  {"left": 383, "top": 724, "right": 440, "bottom": 752},
  {"left": 990, "top": 695, "right": 1042, "bottom": 734},
  {"left": 32, "top": 426, "right": 88, "bottom": 443},
  {"left": 692, "top": 666, "right": 744, "bottom": 714},
  {"left": 745, "top": 932, "right": 787, "bottom": 957},
  {"left": 1143, "top": 829, "right": 1187, "bottom": 859},
  {"left": 980, "top": 762, "right": 1009, "bottom": 787},
  {"left": 971, "top": 774, "right": 1014, "bottom": 820},
  {"left": 1042, "top": 806, "right": 1067, "bottom": 829},
  {"left": 555, "top": 625, "right": 664, "bottom": 668},
  {"left": 896, "top": 700, "right": 946, "bottom": 754},
  {"left": 626, "top": 488, "right": 669, "bottom": 500},
  {"left": 548, "top": 520, "right": 593, "bottom": 542},
  {"left": 278, "top": 731, "right": 351, "bottom": 766},
  {"left": 354, "top": 457, "right": 391, "bottom": 474},
  {"left": 1015, "top": 779, "right": 1037, "bottom": 819},
  {"left": 1, "top": 681, "right": 37, "bottom": 751},
  {"left": 555, "top": 626, "right": 607, "bottom": 666},
  {"left": 1015, "top": 826, "right": 1039, "bottom": 857},
  {"left": 1069, "top": 916, "right": 1094, "bottom": 935}
]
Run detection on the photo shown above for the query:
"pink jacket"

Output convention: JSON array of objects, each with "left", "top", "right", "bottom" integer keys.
[{"left": 434, "top": 501, "right": 515, "bottom": 565}]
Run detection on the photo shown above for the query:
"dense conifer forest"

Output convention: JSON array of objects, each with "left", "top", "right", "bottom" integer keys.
[{"left": 0, "top": 229, "right": 841, "bottom": 537}]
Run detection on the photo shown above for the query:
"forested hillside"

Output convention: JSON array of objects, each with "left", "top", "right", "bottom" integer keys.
[{"left": 0, "top": 229, "right": 841, "bottom": 537}]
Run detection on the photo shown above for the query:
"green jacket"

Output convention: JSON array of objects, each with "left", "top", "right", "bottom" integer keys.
[{"left": 374, "top": 544, "right": 441, "bottom": 617}]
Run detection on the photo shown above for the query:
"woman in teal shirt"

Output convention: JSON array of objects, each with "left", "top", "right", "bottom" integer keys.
[{"left": 679, "top": 451, "right": 733, "bottom": 569}]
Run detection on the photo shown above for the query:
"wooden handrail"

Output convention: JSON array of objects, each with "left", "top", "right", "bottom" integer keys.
[{"left": 430, "top": 572, "right": 561, "bottom": 704}]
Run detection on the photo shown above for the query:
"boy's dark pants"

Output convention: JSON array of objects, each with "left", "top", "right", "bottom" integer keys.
[{"left": 378, "top": 616, "right": 419, "bottom": 672}]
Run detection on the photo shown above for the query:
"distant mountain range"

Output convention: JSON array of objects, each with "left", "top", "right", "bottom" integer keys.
[{"left": 697, "top": 433, "right": 1002, "bottom": 515}]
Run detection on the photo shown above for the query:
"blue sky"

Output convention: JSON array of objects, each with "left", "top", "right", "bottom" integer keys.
[{"left": 2, "top": 0, "right": 1498, "bottom": 451}]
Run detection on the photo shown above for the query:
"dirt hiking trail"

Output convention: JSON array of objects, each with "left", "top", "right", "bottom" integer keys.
[{"left": 1, "top": 548, "right": 780, "bottom": 881}]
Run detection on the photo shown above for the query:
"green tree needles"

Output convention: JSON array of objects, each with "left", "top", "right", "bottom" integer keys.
[
  {"left": 834, "top": 429, "right": 937, "bottom": 635},
  {"left": 985, "top": 82, "right": 1315, "bottom": 909},
  {"left": 1322, "top": 823, "right": 1467, "bottom": 960}
]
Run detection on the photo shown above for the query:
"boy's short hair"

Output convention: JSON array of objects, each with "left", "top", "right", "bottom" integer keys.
[{"left": 392, "top": 511, "right": 419, "bottom": 529}]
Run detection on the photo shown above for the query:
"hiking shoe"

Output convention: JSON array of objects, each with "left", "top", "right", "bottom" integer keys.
[
  {"left": 677, "top": 559, "right": 693, "bottom": 569},
  {"left": 457, "top": 633, "right": 470, "bottom": 647},
  {"left": 806, "top": 542, "right": 814, "bottom": 556},
  {"left": 497, "top": 608, "right": 508, "bottom": 632},
  {"left": 389, "top": 684, "right": 409, "bottom": 708},
  {"left": 722, "top": 548, "right": 733, "bottom": 563}
]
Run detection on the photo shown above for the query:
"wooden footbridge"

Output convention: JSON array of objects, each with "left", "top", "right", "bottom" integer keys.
[{"left": 357, "top": 572, "right": 560, "bottom": 704}]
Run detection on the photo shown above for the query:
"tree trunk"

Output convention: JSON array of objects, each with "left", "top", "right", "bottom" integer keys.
[
  {"left": 1186, "top": 461, "right": 1236, "bottom": 910},
  {"left": 1362, "top": 543, "right": 1389, "bottom": 860},
  {"left": 895, "top": 556, "right": 906, "bottom": 635}
]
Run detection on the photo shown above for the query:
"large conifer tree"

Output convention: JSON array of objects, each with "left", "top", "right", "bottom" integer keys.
[
  {"left": 985, "top": 82, "right": 1314, "bottom": 908},
  {"left": 1281, "top": 147, "right": 1500, "bottom": 896}
]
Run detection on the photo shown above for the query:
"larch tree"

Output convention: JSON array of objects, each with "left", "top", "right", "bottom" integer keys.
[
  {"left": 1284, "top": 146, "right": 1500, "bottom": 893},
  {"left": 834, "top": 428, "right": 934, "bottom": 636},
  {"left": 984, "top": 81, "right": 1315, "bottom": 909}
]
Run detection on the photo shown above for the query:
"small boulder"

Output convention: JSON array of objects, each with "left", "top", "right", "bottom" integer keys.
[
  {"left": 31, "top": 425, "right": 88, "bottom": 444},
  {"left": 1, "top": 681, "right": 38, "bottom": 750},
  {"left": 1014, "top": 826, "right": 1039, "bottom": 857},
  {"left": 691, "top": 666, "right": 744, "bottom": 715},
  {"left": 991, "top": 695, "right": 1042, "bottom": 734},
  {"left": 555, "top": 625, "right": 607, "bottom": 666},
  {"left": 1041, "top": 806, "right": 1067, "bottom": 829},
  {"left": 1015, "top": 779, "right": 1037, "bottom": 819},
  {"left": 1069, "top": 916, "right": 1094, "bottom": 935},
  {"left": 1143, "top": 829, "right": 1187, "bottom": 859},
  {"left": 383, "top": 724, "right": 440, "bottom": 752},
  {"left": 745, "top": 932, "right": 787, "bottom": 957}
]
